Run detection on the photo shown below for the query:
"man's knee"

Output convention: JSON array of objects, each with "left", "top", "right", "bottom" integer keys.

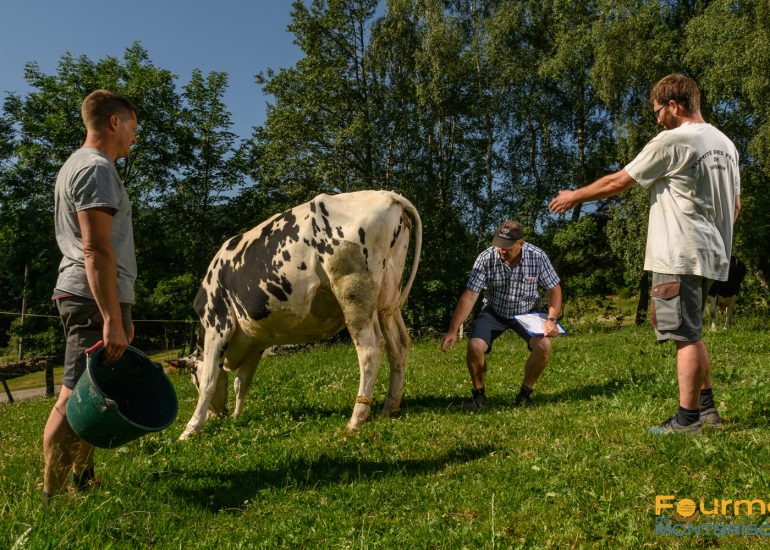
[
  {"left": 467, "top": 337, "right": 488, "bottom": 357},
  {"left": 530, "top": 336, "right": 552, "bottom": 357},
  {"left": 52, "top": 386, "right": 73, "bottom": 411}
]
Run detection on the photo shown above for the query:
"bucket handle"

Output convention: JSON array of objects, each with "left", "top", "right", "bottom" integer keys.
[{"left": 85, "top": 341, "right": 104, "bottom": 355}]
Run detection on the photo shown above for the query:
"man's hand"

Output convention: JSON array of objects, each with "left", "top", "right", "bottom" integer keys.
[
  {"left": 102, "top": 320, "right": 128, "bottom": 364},
  {"left": 549, "top": 190, "right": 579, "bottom": 215},
  {"left": 543, "top": 320, "right": 559, "bottom": 338},
  {"left": 440, "top": 332, "right": 457, "bottom": 352}
]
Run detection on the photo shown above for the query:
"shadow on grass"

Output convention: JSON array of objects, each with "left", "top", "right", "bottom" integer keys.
[
  {"left": 208, "top": 372, "right": 660, "bottom": 429},
  {"left": 539, "top": 373, "right": 658, "bottom": 405},
  {"left": 170, "top": 444, "right": 494, "bottom": 511},
  {"left": 396, "top": 374, "right": 658, "bottom": 413}
]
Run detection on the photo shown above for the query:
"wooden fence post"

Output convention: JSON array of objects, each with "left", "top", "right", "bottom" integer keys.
[
  {"left": 45, "top": 358, "right": 54, "bottom": 397},
  {"left": 2, "top": 380, "right": 13, "bottom": 403}
]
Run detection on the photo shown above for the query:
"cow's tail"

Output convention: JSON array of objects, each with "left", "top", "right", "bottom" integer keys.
[{"left": 393, "top": 194, "right": 422, "bottom": 309}]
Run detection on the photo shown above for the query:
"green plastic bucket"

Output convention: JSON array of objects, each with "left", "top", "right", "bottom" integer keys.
[{"left": 66, "top": 343, "right": 178, "bottom": 448}]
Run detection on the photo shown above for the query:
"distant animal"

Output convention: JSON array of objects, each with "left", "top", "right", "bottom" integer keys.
[
  {"left": 179, "top": 190, "right": 422, "bottom": 440},
  {"left": 705, "top": 256, "right": 747, "bottom": 330}
]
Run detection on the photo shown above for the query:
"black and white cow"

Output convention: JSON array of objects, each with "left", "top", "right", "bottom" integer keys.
[
  {"left": 706, "top": 256, "right": 747, "bottom": 330},
  {"left": 179, "top": 190, "right": 422, "bottom": 440}
]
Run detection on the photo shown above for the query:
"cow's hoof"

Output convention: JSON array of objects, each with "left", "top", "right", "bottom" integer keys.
[
  {"left": 380, "top": 397, "right": 401, "bottom": 418},
  {"left": 178, "top": 429, "right": 199, "bottom": 441},
  {"left": 347, "top": 414, "right": 371, "bottom": 431},
  {"left": 380, "top": 407, "right": 401, "bottom": 418}
]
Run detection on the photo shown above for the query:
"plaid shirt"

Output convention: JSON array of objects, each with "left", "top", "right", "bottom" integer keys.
[{"left": 467, "top": 243, "right": 560, "bottom": 318}]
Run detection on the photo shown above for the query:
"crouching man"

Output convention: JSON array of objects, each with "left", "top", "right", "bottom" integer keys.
[{"left": 441, "top": 221, "right": 562, "bottom": 410}]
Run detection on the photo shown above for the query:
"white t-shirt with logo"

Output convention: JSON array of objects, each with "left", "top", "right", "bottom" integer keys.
[{"left": 625, "top": 123, "right": 739, "bottom": 281}]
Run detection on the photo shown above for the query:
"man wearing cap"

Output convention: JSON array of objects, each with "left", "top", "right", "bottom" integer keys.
[{"left": 441, "top": 221, "right": 562, "bottom": 410}]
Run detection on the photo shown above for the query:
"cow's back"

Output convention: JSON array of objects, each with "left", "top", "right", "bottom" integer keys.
[{"left": 196, "top": 190, "right": 416, "bottom": 346}]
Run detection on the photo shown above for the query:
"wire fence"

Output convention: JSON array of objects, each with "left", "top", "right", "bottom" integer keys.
[{"left": 0, "top": 310, "right": 199, "bottom": 361}]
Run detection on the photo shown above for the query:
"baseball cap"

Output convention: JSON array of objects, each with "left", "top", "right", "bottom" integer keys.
[{"left": 491, "top": 220, "right": 524, "bottom": 248}]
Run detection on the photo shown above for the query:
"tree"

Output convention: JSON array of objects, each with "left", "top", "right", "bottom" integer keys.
[
  {"left": 254, "top": 0, "right": 381, "bottom": 208},
  {"left": 0, "top": 44, "right": 182, "bottom": 345},
  {"left": 685, "top": 0, "right": 770, "bottom": 289},
  {"left": 588, "top": 0, "right": 695, "bottom": 320},
  {"left": 161, "top": 69, "right": 247, "bottom": 280}
]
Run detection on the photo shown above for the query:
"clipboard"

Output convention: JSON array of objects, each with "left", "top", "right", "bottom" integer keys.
[{"left": 513, "top": 312, "right": 566, "bottom": 336}]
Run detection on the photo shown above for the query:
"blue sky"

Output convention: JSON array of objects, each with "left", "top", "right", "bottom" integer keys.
[{"left": 0, "top": 0, "right": 304, "bottom": 141}]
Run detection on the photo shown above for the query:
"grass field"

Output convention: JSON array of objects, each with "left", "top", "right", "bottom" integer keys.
[{"left": 1, "top": 319, "right": 769, "bottom": 548}]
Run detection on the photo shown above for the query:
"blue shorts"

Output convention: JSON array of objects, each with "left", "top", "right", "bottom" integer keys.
[{"left": 469, "top": 308, "right": 533, "bottom": 353}]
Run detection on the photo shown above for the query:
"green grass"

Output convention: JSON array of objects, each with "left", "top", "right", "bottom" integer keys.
[{"left": 1, "top": 319, "right": 769, "bottom": 548}]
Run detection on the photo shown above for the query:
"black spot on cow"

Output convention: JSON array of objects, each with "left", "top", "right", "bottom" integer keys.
[
  {"left": 280, "top": 274, "right": 292, "bottom": 294},
  {"left": 282, "top": 250, "right": 291, "bottom": 261},
  {"left": 336, "top": 226, "right": 344, "bottom": 239},
  {"left": 266, "top": 282, "right": 288, "bottom": 301},
  {"left": 322, "top": 214, "right": 333, "bottom": 238},
  {"left": 390, "top": 222, "right": 402, "bottom": 248},
  {"left": 226, "top": 234, "right": 244, "bottom": 251},
  {"left": 310, "top": 201, "right": 317, "bottom": 213},
  {"left": 305, "top": 236, "right": 335, "bottom": 256},
  {"left": 316, "top": 238, "right": 335, "bottom": 255},
  {"left": 203, "top": 284, "right": 231, "bottom": 334},
  {"left": 358, "top": 227, "right": 366, "bottom": 244},
  {"left": 319, "top": 202, "right": 329, "bottom": 217},
  {"left": 363, "top": 247, "right": 369, "bottom": 263},
  {"left": 232, "top": 296, "right": 249, "bottom": 320},
  {"left": 213, "top": 209, "right": 300, "bottom": 322},
  {"left": 206, "top": 271, "right": 212, "bottom": 284},
  {"left": 311, "top": 217, "right": 321, "bottom": 237},
  {"left": 299, "top": 262, "right": 307, "bottom": 270}
]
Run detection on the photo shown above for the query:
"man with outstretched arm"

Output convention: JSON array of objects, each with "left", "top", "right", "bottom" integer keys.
[{"left": 549, "top": 74, "right": 740, "bottom": 435}]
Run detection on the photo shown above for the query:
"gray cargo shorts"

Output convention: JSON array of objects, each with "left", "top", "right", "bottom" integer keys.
[
  {"left": 650, "top": 273, "right": 713, "bottom": 343},
  {"left": 55, "top": 296, "right": 132, "bottom": 389}
]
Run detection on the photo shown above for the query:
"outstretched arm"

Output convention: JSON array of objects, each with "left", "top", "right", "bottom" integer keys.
[{"left": 549, "top": 169, "right": 636, "bottom": 214}]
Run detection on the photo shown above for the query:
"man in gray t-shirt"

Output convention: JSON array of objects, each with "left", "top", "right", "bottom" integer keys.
[
  {"left": 54, "top": 146, "right": 137, "bottom": 304},
  {"left": 43, "top": 90, "right": 138, "bottom": 501}
]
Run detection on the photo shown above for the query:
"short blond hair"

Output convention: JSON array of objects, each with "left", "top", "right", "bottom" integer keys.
[
  {"left": 81, "top": 90, "right": 136, "bottom": 132},
  {"left": 650, "top": 74, "right": 701, "bottom": 114}
]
